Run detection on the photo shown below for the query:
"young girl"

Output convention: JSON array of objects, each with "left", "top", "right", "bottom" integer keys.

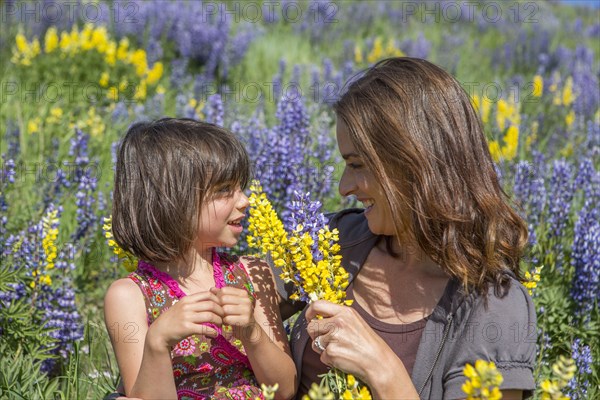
[{"left": 104, "top": 118, "right": 296, "bottom": 400}]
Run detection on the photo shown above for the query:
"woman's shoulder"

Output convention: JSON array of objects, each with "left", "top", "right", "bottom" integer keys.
[{"left": 326, "top": 208, "right": 375, "bottom": 246}]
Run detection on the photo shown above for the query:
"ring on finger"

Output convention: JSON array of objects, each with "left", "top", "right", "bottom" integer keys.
[{"left": 314, "top": 336, "right": 326, "bottom": 353}]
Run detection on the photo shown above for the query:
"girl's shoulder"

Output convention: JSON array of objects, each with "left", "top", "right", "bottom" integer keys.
[
  {"left": 105, "top": 277, "right": 143, "bottom": 303},
  {"left": 104, "top": 278, "right": 147, "bottom": 324}
]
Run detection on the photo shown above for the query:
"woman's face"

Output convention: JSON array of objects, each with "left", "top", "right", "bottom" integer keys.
[{"left": 336, "top": 119, "right": 396, "bottom": 236}]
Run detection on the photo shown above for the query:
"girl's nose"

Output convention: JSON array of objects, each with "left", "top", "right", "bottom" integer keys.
[{"left": 238, "top": 191, "right": 250, "bottom": 210}]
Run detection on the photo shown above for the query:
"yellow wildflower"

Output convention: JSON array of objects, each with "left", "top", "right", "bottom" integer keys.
[
  {"left": 16, "top": 33, "right": 29, "bottom": 54},
  {"left": 501, "top": 125, "right": 519, "bottom": 161},
  {"left": 532, "top": 75, "right": 543, "bottom": 97},
  {"left": 367, "top": 37, "right": 383, "bottom": 64},
  {"left": 385, "top": 38, "right": 404, "bottom": 57},
  {"left": 562, "top": 77, "right": 575, "bottom": 107},
  {"left": 60, "top": 31, "right": 73, "bottom": 53},
  {"left": 540, "top": 356, "right": 577, "bottom": 400},
  {"left": 103, "top": 216, "right": 138, "bottom": 272},
  {"left": 129, "top": 49, "right": 149, "bottom": 77},
  {"left": 100, "top": 72, "right": 110, "bottom": 88},
  {"left": 565, "top": 110, "right": 575, "bottom": 128},
  {"left": 471, "top": 94, "right": 480, "bottom": 112},
  {"left": 146, "top": 62, "right": 164, "bottom": 85},
  {"left": 42, "top": 208, "right": 59, "bottom": 271},
  {"left": 117, "top": 37, "right": 130, "bottom": 61},
  {"left": 107, "top": 86, "right": 119, "bottom": 102},
  {"left": 105, "top": 41, "right": 117, "bottom": 66},
  {"left": 28, "top": 118, "right": 41, "bottom": 134},
  {"left": 488, "top": 140, "right": 501, "bottom": 163},
  {"left": 90, "top": 25, "right": 109, "bottom": 53},
  {"left": 260, "top": 383, "right": 279, "bottom": 400},
  {"left": 134, "top": 80, "right": 147, "bottom": 101},
  {"left": 31, "top": 38, "right": 41, "bottom": 57},
  {"left": 45, "top": 27, "right": 59, "bottom": 53},
  {"left": 354, "top": 44, "right": 363, "bottom": 64},
  {"left": 303, "top": 382, "right": 334, "bottom": 400},
  {"left": 480, "top": 96, "right": 492, "bottom": 124},
  {"left": 462, "top": 360, "right": 503, "bottom": 400},
  {"left": 523, "top": 266, "right": 542, "bottom": 296},
  {"left": 495, "top": 99, "right": 520, "bottom": 132},
  {"left": 46, "top": 107, "right": 63, "bottom": 124}
]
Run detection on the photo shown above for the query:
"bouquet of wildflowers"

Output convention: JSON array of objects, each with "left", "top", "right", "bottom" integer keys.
[{"left": 247, "top": 180, "right": 371, "bottom": 399}]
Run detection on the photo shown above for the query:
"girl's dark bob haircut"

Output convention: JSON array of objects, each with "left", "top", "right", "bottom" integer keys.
[{"left": 112, "top": 118, "right": 250, "bottom": 263}]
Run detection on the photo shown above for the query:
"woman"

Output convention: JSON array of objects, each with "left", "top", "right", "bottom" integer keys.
[{"left": 276, "top": 57, "right": 536, "bottom": 399}]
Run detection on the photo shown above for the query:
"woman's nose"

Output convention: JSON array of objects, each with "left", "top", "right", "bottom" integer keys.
[{"left": 338, "top": 167, "right": 355, "bottom": 197}]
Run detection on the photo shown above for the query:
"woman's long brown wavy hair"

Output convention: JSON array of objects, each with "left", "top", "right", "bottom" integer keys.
[{"left": 334, "top": 57, "right": 528, "bottom": 295}]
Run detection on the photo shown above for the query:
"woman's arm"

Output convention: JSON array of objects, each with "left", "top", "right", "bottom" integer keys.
[
  {"left": 104, "top": 279, "right": 223, "bottom": 399},
  {"left": 305, "top": 300, "right": 419, "bottom": 399}
]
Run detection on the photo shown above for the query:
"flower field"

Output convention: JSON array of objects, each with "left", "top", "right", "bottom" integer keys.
[{"left": 0, "top": 0, "right": 598, "bottom": 398}]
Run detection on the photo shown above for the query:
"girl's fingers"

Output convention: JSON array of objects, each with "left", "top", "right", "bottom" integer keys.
[
  {"left": 185, "top": 291, "right": 221, "bottom": 304},
  {"left": 186, "top": 300, "right": 224, "bottom": 317},
  {"left": 191, "top": 311, "right": 223, "bottom": 326},
  {"left": 192, "top": 323, "right": 219, "bottom": 338}
]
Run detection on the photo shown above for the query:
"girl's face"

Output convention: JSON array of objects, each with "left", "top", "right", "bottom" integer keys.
[
  {"left": 336, "top": 119, "right": 396, "bottom": 236},
  {"left": 195, "top": 185, "right": 249, "bottom": 249}
]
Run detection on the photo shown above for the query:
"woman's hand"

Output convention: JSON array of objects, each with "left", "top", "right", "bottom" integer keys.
[
  {"left": 210, "top": 286, "right": 256, "bottom": 340},
  {"left": 146, "top": 291, "right": 224, "bottom": 350},
  {"left": 305, "top": 300, "right": 418, "bottom": 398}
]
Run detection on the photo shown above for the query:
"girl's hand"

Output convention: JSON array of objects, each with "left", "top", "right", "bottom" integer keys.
[
  {"left": 305, "top": 300, "right": 407, "bottom": 386},
  {"left": 147, "top": 291, "right": 224, "bottom": 350},
  {"left": 210, "top": 286, "right": 256, "bottom": 339}
]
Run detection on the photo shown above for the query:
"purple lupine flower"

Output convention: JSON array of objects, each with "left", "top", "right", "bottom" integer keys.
[
  {"left": 112, "top": 101, "right": 129, "bottom": 122},
  {"left": 170, "top": 58, "right": 191, "bottom": 91},
  {"left": 401, "top": 33, "right": 432, "bottom": 60},
  {"left": 548, "top": 160, "right": 574, "bottom": 239},
  {"left": 237, "top": 94, "right": 335, "bottom": 220},
  {"left": 1, "top": 203, "right": 83, "bottom": 373},
  {"left": 567, "top": 339, "right": 594, "bottom": 399},
  {"left": 570, "top": 199, "right": 599, "bottom": 321},
  {"left": 298, "top": 0, "right": 339, "bottom": 44},
  {"left": 286, "top": 190, "right": 332, "bottom": 303},
  {"left": 287, "top": 191, "right": 328, "bottom": 259},
  {"left": 513, "top": 161, "right": 547, "bottom": 225},
  {"left": 203, "top": 94, "right": 224, "bottom": 126},
  {"left": 572, "top": 45, "right": 599, "bottom": 118},
  {"left": 1, "top": 157, "right": 16, "bottom": 238},
  {"left": 587, "top": 23, "right": 600, "bottom": 38},
  {"left": 5, "top": 120, "right": 20, "bottom": 160},
  {"left": 574, "top": 158, "right": 594, "bottom": 192},
  {"left": 585, "top": 120, "right": 600, "bottom": 159},
  {"left": 72, "top": 173, "right": 97, "bottom": 241},
  {"left": 40, "top": 282, "right": 84, "bottom": 373},
  {"left": 146, "top": 41, "right": 163, "bottom": 65}
]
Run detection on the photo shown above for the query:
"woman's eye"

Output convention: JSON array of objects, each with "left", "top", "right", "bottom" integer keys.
[{"left": 347, "top": 163, "right": 363, "bottom": 170}]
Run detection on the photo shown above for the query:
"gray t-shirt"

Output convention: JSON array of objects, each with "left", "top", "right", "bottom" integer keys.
[{"left": 274, "top": 209, "right": 537, "bottom": 399}]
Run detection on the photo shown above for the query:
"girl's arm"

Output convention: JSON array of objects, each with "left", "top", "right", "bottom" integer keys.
[
  {"left": 212, "top": 256, "right": 297, "bottom": 399},
  {"left": 104, "top": 279, "right": 223, "bottom": 399}
]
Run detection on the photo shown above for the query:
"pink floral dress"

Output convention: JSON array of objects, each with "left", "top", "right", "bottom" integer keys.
[{"left": 128, "top": 249, "right": 264, "bottom": 400}]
